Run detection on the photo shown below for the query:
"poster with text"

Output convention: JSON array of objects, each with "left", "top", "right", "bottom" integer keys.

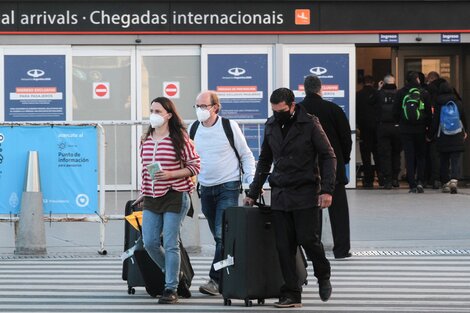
[
  {"left": 206, "top": 53, "right": 269, "bottom": 119},
  {"left": 284, "top": 45, "right": 356, "bottom": 187},
  {"left": 289, "top": 53, "right": 350, "bottom": 119},
  {"left": 0, "top": 126, "right": 98, "bottom": 214},
  {"left": 4, "top": 55, "right": 66, "bottom": 121}
]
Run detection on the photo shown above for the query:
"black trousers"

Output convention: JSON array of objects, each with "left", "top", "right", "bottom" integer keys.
[
  {"left": 272, "top": 207, "right": 330, "bottom": 301},
  {"left": 377, "top": 123, "right": 402, "bottom": 184},
  {"left": 425, "top": 140, "right": 440, "bottom": 184},
  {"left": 318, "top": 183, "right": 351, "bottom": 258},
  {"left": 359, "top": 127, "right": 380, "bottom": 184},
  {"left": 440, "top": 151, "right": 462, "bottom": 182},
  {"left": 401, "top": 132, "right": 426, "bottom": 188}
]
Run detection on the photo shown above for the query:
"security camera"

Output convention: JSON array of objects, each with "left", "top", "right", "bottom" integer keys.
[
  {"left": 415, "top": 36, "right": 422, "bottom": 42},
  {"left": 135, "top": 38, "right": 142, "bottom": 44}
]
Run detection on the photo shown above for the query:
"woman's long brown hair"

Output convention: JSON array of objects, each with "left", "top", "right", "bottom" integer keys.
[{"left": 142, "top": 97, "right": 187, "bottom": 161}]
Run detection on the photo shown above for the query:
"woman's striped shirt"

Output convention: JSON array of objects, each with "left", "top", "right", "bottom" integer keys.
[{"left": 140, "top": 135, "right": 200, "bottom": 198}]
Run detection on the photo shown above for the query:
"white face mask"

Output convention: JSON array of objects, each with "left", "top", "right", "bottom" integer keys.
[
  {"left": 149, "top": 113, "right": 166, "bottom": 128},
  {"left": 196, "top": 107, "right": 211, "bottom": 122}
]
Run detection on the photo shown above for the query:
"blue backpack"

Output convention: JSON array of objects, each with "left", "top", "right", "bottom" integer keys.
[{"left": 439, "top": 100, "right": 462, "bottom": 136}]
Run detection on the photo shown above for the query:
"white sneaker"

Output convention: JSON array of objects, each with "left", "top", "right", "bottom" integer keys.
[
  {"left": 449, "top": 179, "right": 458, "bottom": 194},
  {"left": 442, "top": 182, "right": 450, "bottom": 193}
]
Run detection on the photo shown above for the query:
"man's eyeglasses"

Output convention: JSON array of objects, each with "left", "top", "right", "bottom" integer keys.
[{"left": 193, "top": 104, "right": 214, "bottom": 110}]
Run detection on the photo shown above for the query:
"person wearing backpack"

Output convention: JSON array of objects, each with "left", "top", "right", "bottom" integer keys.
[
  {"left": 394, "top": 71, "right": 432, "bottom": 193},
  {"left": 375, "top": 74, "right": 402, "bottom": 189},
  {"left": 431, "top": 81, "right": 468, "bottom": 194},
  {"left": 189, "top": 90, "right": 256, "bottom": 296}
]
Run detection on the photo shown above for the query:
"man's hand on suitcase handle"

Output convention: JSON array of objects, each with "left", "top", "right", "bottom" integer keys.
[
  {"left": 243, "top": 196, "right": 255, "bottom": 206},
  {"left": 318, "top": 193, "right": 332, "bottom": 209}
]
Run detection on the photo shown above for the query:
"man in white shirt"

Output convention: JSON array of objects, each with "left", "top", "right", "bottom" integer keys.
[{"left": 190, "top": 90, "right": 255, "bottom": 295}]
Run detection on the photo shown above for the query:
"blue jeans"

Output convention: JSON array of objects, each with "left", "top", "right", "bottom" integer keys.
[
  {"left": 200, "top": 181, "right": 240, "bottom": 283},
  {"left": 142, "top": 192, "right": 190, "bottom": 291}
]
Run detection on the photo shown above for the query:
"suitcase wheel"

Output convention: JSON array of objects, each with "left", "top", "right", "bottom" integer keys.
[
  {"left": 127, "top": 287, "right": 135, "bottom": 295},
  {"left": 244, "top": 298, "right": 253, "bottom": 307},
  {"left": 223, "top": 298, "right": 232, "bottom": 306},
  {"left": 257, "top": 298, "right": 265, "bottom": 305}
]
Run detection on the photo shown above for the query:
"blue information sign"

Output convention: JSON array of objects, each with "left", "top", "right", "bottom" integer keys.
[
  {"left": 0, "top": 126, "right": 98, "bottom": 214},
  {"left": 4, "top": 55, "right": 66, "bottom": 121},
  {"left": 207, "top": 54, "right": 268, "bottom": 119},
  {"left": 289, "top": 53, "right": 350, "bottom": 118}
]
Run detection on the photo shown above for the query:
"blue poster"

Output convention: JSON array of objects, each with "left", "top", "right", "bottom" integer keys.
[
  {"left": 289, "top": 54, "right": 350, "bottom": 119},
  {"left": 4, "top": 55, "right": 66, "bottom": 121},
  {"left": 207, "top": 54, "right": 268, "bottom": 119},
  {"left": 0, "top": 126, "right": 98, "bottom": 214}
]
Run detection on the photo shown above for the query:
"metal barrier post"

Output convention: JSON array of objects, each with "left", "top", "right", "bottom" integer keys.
[{"left": 14, "top": 151, "right": 47, "bottom": 255}]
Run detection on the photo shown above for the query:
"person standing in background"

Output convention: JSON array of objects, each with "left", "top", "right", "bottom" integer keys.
[
  {"left": 299, "top": 75, "right": 353, "bottom": 260},
  {"left": 356, "top": 75, "right": 380, "bottom": 188},
  {"left": 375, "top": 74, "right": 402, "bottom": 189}
]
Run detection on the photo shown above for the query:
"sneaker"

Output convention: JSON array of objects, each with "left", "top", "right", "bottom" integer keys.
[
  {"left": 449, "top": 179, "right": 458, "bottom": 194},
  {"left": 318, "top": 279, "right": 332, "bottom": 302},
  {"left": 442, "top": 182, "right": 451, "bottom": 193},
  {"left": 433, "top": 180, "right": 442, "bottom": 189},
  {"left": 392, "top": 179, "right": 400, "bottom": 188},
  {"left": 199, "top": 279, "right": 219, "bottom": 296},
  {"left": 416, "top": 184, "right": 424, "bottom": 193},
  {"left": 274, "top": 297, "right": 302, "bottom": 308},
  {"left": 158, "top": 289, "right": 178, "bottom": 304}
]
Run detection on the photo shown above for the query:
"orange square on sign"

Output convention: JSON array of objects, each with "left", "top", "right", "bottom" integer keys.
[{"left": 295, "top": 9, "right": 310, "bottom": 25}]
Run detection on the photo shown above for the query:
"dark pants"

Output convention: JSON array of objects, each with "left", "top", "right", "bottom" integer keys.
[
  {"left": 377, "top": 124, "right": 402, "bottom": 184},
  {"left": 272, "top": 208, "right": 330, "bottom": 301},
  {"left": 359, "top": 127, "right": 380, "bottom": 184},
  {"left": 425, "top": 140, "right": 440, "bottom": 184},
  {"left": 440, "top": 151, "right": 462, "bottom": 182},
  {"left": 401, "top": 132, "right": 426, "bottom": 189},
  {"left": 318, "top": 183, "right": 351, "bottom": 258}
]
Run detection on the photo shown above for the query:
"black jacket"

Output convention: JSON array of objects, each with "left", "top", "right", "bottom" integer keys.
[
  {"left": 394, "top": 83, "right": 432, "bottom": 135},
  {"left": 432, "top": 92, "right": 468, "bottom": 153},
  {"left": 248, "top": 105, "right": 336, "bottom": 211},
  {"left": 356, "top": 85, "right": 378, "bottom": 130},
  {"left": 298, "top": 94, "right": 352, "bottom": 185}
]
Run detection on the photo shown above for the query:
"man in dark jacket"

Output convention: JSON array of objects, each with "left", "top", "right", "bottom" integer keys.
[
  {"left": 375, "top": 74, "right": 402, "bottom": 189},
  {"left": 244, "top": 87, "right": 337, "bottom": 308},
  {"left": 394, "top": 71, "right": 432, "bottom": 193},
  {"left": 356, "top": 75, "right": 380, "bottom": 187},
  {"left": 298, "top": 75, "right": 353, "bottom": 260}
]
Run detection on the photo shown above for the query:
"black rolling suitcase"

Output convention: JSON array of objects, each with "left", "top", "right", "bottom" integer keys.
[
  {"left": 220, "top": 205, "right": 307, "bottom": 307},
  {"left": 122, "top": 199, "right": 194, "bottom": 298},
  {"left": 134, "top": 239, "right": 194, "bottom": 298},
  {"left": 122, "top": 200, "right": 146, "bottom": 295}
]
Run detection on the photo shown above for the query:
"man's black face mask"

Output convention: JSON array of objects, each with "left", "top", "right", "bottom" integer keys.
[{"left": 273, "top": 109, "right": 292, "bottom": 124}]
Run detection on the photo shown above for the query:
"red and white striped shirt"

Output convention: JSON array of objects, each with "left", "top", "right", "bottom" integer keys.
[{"left": 140, "top": 135, "right": 200, "bottom": 198}]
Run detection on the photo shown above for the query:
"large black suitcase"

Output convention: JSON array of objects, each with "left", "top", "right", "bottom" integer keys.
[
  {"left": 220, "top": 206, "right": 307, "bottom": 307},
  {"left": 121, "top": 199, "right": 194, "bottom": 298},
  {"left": 122, "top": 200, "right": 146, "bottom": 295}
]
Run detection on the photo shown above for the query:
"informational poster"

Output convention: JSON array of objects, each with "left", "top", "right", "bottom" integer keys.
[
  {"left": 0, "top": 126, "right": 98, "bottom": 214},
  {"left": 4, "top": 55, "right": 66, "bottom": 121},
  {"left": 283, "top": 45, "right": 356, "bottom": 187},
  {"left": 289, "top": 53, "right": 350, "bottom": 118},
  {"left": 202, "top": 46, "right": 272, "bottom": 120}
]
